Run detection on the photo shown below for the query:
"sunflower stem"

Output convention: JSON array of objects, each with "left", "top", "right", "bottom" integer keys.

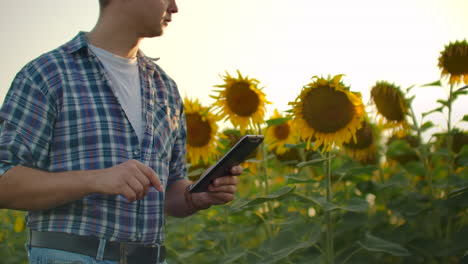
[
  {"left": 257, "top": 123, "right": 274, "bottom": 239},
  {"left": 446, "top": 84, "right": 455, "bottom": 174},
  {"left": 409, "top": 101, "right": 434, "bottom": 198},
  {"left": 325, "top": 151, "right": 335, "bottom": 264},
  {"left": 258, "top": 124, "right": 270, "bottom": 195},
  {"left": 447, "top": 84, "right": 453, "bottom": 133}
]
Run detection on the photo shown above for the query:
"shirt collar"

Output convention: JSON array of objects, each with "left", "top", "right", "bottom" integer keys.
[{"left": 66, "top": 31, "right": 159, "bottom": 71}]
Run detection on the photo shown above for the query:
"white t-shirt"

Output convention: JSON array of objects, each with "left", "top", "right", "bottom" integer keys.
[{"left": 89, "top": 44, "right": 143, "bottom": 143}]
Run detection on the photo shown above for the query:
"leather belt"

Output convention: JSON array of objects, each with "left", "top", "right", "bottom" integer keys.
[{"left": 29, "top": 230, "right": 166, "bottom": 264}]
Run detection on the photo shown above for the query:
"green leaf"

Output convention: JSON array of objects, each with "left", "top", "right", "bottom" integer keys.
[
  {"left": 448, "top": 185, "right": 468, "bottom": 198},
  {"left": 421, "top": 80, "right": 442, "bottom": 87},
  {"left": 436, "top": 99, "right": 449, "bottom": 107},
  {"left": 286, "top": 176, "right": 317, "bottom": 184},
  {"left": 345, "top": 166, "right": 378, "bottom": 176},
  {"left": 422, "top": 107, "right": 443, "bottom": 118},
  {"left": 451, "top": 90, "right": 468, "bottom": 105},
  {"left": 457, "top": 84, "right": 468, "bottom": 91},
  {"left": 462, "top": 114, "right": 468, "bottom": 122},
  {"left": 266, "top": 117, "right": 291, "bottom": 127},
  {"left": 405, "top": 84, "right": 416, "bottom": 92},
  {"left": 262, "top": 241, "right": 316, "bottom": 264},
  {"left": 261, "top": 227, "right": 321, "bottom": 264},
  {"left": 453, "top": 90, "right": 468, "bottom": 97},
  {"left": 291, "top": 193, "right": 339, "bottom": 211},
  {"left": 221, "top": 250, "right": 247, "bottom": 264},
  {"left": 420, "top": 121, "right": 434, "bottom": 132},
  {"left": 456, "top": 145, "right": 468, "bottom": 166},
  {"left": 284, "top": 142, "right": 307, "bottom": 149},
  {"left": 339, "top": 198, "right": 369, "bottom": 213},
  {"left": 187, "top": 168, "right": 205, "bottom": 177},
  {"left": 358, "top": 233, "right": 411, "bottom": 256},
  {"left": 297, "top": 157, "right": 329, "bottom": 168},
  {"left": 230, "top": 186, "right": 296, "bottom": 212}
]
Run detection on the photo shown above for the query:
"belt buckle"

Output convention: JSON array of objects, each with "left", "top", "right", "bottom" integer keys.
[
  {"left": 120, "top": 242, "right": 163, "bottom": 264},
  {"left": 119, "top": 243, "right": 128, "bottom": 264}
]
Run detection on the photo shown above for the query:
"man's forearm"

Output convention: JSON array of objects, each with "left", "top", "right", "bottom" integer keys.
[
  {"left": 164, "top": 179, "right": 199, "bottom": 217},
  {"left": 0, "top": 166, "right": 93, "bottom": 211}
]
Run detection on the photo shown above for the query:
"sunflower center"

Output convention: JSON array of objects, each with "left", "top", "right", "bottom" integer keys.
[
  {"left": 186, "top": 113, "right": 212, "bottom": 147},
  {"left": 372, "top": 86, "right": 405, "bottom": 121},
  {"left": 226, "top": 81, "right": 260, "bottom": 117},
  {"left": 274, "top": 123, "right": 290, "bottom": 140},
  {"left": 302, "top": 86, "right": 355, "bottom": 133},
  {"left": 345, "top": 122, "right": 373, "bottom": 149},
  {"left": 443, "top": 44, "right": 468, "bottom": 74}
]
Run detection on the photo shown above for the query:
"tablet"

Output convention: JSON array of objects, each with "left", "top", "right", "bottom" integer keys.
[{"left": 188, "top": 135, "right": 264, "bottom": 193}]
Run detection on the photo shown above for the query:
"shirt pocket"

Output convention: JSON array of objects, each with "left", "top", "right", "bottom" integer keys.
[{"left": 145, "top": 102, "right": 180, "bottom": 161}]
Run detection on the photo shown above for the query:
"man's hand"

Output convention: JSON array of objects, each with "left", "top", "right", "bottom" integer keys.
[
  {"left": 90, "top": 159, "right": 163, "bottom": 202},
  {"left": 189, "top": 165, "right": 242, "bottom": 210}
]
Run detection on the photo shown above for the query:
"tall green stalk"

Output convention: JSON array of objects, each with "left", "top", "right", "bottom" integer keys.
[
  {"left": 409, "top": 103, "right": 433, "bottom": 197},
  {"left": 325, "top": 151, "right": 335, "bottom": 264},
  {"left": 257, "top": 124, "right": 269, "bottom": 195},
  {"left": 446, "top": 84, "right": 455, "bottom": 174},
  {"left": 257, "top": 124, "right": 273, "bottom": 240},
  {"left": 444, "top": 84, "right": 455, "bottom": 238}
]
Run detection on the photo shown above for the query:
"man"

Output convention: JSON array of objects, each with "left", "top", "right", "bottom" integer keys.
[{"left": 0, "top": 0, "right": 241, "bottom": 263}]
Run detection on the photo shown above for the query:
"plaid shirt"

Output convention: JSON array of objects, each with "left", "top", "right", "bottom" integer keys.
[{"left": 0, "top": 32, "right": 187, "bottom": 244}]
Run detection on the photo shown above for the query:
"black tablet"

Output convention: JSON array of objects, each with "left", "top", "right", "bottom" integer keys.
[{"left": 188, "top": 135, "right": 264, "bottom": 193}]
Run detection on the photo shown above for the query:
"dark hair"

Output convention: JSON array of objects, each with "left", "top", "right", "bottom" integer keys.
[{"left": 99, "top": 0, "right": 111, "bottom": 8}]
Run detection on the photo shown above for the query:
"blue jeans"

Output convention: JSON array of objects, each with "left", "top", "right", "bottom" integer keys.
[{"left": 28, "top": 247, "right": 168, "bottom": 264}]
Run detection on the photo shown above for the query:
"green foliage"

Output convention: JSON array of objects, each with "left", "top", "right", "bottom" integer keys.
[
  {"left": 0, "top": 210, "right": 28, "bottom": 264},
  {"left": 164, "top": 77, "right": 467, "bottom": 264}
]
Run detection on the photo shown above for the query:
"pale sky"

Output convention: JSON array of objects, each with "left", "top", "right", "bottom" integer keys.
[{"left": 0, "top": 0, "right": 467, "bottom": 137}]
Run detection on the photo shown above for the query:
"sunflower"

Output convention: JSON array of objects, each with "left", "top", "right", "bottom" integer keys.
[
  {"left": 288, "top": 75, "right": 365, "bottom": 152},
  {"left": 264, "top": 109, "right": 299, "bottom": 155},
  {"left": 435, "top": 129, "right": 468, "bottom": 154},
  {"left": 386, "top": 134, "right": 420, "bottom": 165},
  {"left": 343, "top": 120, "right": 379, "bottom": 164},
  {"left": 184, "top": 97, "right": 221, "bottom": 166},
  {"left": 14, "top": 216, "right": 25, "bottom": 233},
  {"left": 438, "top": 40, "right": 468, "bottom": 85},
  {"left": 211, "top": 70, "right": 270, "bottom": 133},
  {"left": 370, "top": 81, "right": 409, "bottom": 134}
]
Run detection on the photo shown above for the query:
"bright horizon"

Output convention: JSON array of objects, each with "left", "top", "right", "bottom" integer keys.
[{"left": 1, "top": 0, "right": 467, "bottom": 136}]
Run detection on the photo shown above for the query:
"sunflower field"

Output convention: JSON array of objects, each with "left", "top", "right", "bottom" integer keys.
[
  {"left": 1, "top": 41, "right": 468, "bottom": 264},
  {"left": 165, "top": 40, "right": 468, "bottom": 264}
]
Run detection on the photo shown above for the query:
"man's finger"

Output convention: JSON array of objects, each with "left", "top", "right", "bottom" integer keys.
[
  {"left": 134, "top": 161, "right": 164, "bottom": 192},
  {"left": 213, "top": 176, "right": 239, "bottom": 186},
  {"left": 125, "top": 175, "right": 145, "bottom": 200},
  {"left": 121, "top": 185, "right": 137, "bottom": 203},
  {"left": 230, "top": 165, "right": 243, "bottom": 176},
  {"left": 208, "top": 185, "right": 237, "bottom": 194},
  {"left": 133, "top": 170, "right": 151, "bottom": 195}
]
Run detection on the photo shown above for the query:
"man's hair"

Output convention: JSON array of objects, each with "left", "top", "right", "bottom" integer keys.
[{"left": 99, "top": 0, "right": 111, "bottom": 8}]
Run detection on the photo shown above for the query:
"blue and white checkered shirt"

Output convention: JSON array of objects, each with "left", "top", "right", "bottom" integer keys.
[{"left": 0, "top": 32, "right": 187, "bottom": 244}]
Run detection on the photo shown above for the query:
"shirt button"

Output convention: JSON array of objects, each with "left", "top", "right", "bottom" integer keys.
[{"left": 134, "top": 150, "right": 140, "bottom": 156}]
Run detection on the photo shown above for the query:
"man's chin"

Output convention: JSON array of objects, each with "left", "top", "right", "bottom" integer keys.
[{"left": 143, "top": 28, "right": 164, "bottom": 38}]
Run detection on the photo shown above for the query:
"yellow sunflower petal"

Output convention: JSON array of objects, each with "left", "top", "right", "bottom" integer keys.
[
  {"left": 289, "top": 75, "right": 365, "bottom": 152},
  {"left": 211, "top": 70, "right": 271, "bottom": 133},
  {"left": 184, "top": 97, "right": 221, "bottom": 165}
]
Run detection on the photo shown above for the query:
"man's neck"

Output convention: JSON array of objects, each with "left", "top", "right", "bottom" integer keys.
[{"left": 87, "top": 18, "right": 142, "bottom": 59}]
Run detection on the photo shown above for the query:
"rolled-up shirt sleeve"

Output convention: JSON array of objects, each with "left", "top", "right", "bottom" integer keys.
[
  {"left": 167, "top": 102, "right": 187, "bottom": 187},
  {"left": 0, "top": 70, "right": 56, "bottom": 176}
]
